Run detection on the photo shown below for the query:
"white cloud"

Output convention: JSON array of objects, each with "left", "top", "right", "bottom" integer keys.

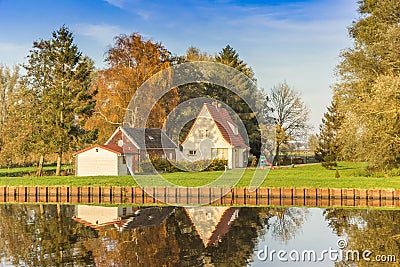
[
  {"left": 104, "top": 0, "right": 127, "bottom": 9},
  {"left": 73, "top": 23, "right": 124, "bottom": 46},
  {"left": 103, "top": 0, "right": 150, "bottom": 20}
]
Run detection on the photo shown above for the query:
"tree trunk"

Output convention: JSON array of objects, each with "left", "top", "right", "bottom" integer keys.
[
  {"left": 36, "top": 154, "right": 44, "bottom": 176},
  {"left": 56, "top": 151, "right": 62, "bottom": 176},
  {"left": 274, "top": 144, "right": 280, "bottom": 166}
]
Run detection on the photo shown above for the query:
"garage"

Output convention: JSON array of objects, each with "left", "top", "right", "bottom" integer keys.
[{"left": 73, "top": 144, "right": 128, "bottom": 176}]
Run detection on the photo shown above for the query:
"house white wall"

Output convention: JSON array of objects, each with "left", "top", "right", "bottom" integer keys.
[
  {"left": 75, "top": 147, "right": 120, "bottom": 176},
  {"left": 182, "top": 106, "right": 231, "bottom": 162}
]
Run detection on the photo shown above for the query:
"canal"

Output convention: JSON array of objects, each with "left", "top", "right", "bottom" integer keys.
[{"left": 0, "top": 204, "right": 399, "bottom": 266}]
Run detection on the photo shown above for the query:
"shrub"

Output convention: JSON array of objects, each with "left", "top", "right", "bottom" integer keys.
[
  {"left": 139, "top": 157, "right": 228, "bottom": 173},
  {"left": 335, "top": 169, "right": 340, "bottom": 178}
]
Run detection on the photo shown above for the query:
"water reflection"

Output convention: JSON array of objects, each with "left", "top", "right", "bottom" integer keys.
[{"left": 0, "top": 204, "right": 399, "bottom": 266}]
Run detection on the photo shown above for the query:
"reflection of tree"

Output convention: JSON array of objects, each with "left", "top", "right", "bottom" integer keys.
[
  {"left": 0, "top": 204, "right": 96, "bottom": 266},
  {"left": 0, "top": 205, "right": 277, "bottom": 266},
  {"left": 84, "top": 208, "right": 182, "bottom": 267},
  {"left": 264, "top": 207, "right": 309, "bottom": 243},
  {"left": 324, "top": 208, "right": 400, "bottom": 267},
  {"left": 205, "top": 207, "right": 268, "bottom": 267}
]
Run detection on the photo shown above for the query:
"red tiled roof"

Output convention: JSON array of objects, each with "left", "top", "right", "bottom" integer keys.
[
  {"left": 73, "top": 144, "right": 124, "bottom": 156},
  {"left": 204, "top": 103, "right": 249, "bottom": 148},
  {"left": 207, "top": 208, "right": 239, "bottom": 246}
]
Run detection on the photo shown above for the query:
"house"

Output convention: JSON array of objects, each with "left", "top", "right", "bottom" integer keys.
[
  {"left": 73, "top": 144, "right": 127, "bottom": 176},
  {"left": 73, "top": 127, "right": 177, "bottom": 176},
  {"left": 180, "top": 102, "right": 250, "bottom": 169}
]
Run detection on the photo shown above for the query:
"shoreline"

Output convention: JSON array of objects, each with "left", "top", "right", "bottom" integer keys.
[{"left": 1, "top": 186, "right": 399, "bottom": 208}]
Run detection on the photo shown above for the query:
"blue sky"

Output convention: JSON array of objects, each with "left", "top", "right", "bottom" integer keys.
[{"left": 0, "top": 0, "right": 359, "bottom": 131}]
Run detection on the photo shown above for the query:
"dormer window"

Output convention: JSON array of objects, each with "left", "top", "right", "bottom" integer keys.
[
  {"left": 199, "top": 129, "right": 210, "bottom": 138},
  {"left": 227, "top": 121, "right": 238, "bottom": 135}
]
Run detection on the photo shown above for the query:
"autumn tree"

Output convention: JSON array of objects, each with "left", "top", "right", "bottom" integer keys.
[
  {"left": 23, "top": 26, "right": 96, "bottom": 175},
  {"left": 315, "top": 98, "right": 344, "bottom": 169},
  {"left": 0, "top": 65, "right": 21, "bottom": 166},
  {"left": 334, "top": 0, "right": 400, "bottom": 170},
  {"left": 267, "top": 82, "right": 310, "bottom": 165},
  {"left": 0, "top": 86, "right": 40, "bottom": 167},
  {"left": 185, "top": 46, "right": 212, "bottom": 62},
  {"left": 86, "top": 33, "right": 179, "bottom": 142},
  {"left": 307, "top": 134, "right": 318, "bottom": 154}
]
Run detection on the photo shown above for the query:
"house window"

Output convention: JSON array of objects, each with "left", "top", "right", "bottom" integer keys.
[
  {"left": 189, "top": 150, "right": 197, "bottom": 156},
  {"left": 199, "top": 129, "right": 210, "bottom": 138},
  {"left": 95, "top": 148, "right": 99, "bottom": 152},
  {"left": 227, "top": 121, "right": 239, "bottom": 135},
  {"left": 162, "top": 154, "right": 166, "bottom": 159}
]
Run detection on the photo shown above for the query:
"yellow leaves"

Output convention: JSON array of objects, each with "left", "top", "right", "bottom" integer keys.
[{"left": 85, "top": 33, "right": 179, "bottom": 141}]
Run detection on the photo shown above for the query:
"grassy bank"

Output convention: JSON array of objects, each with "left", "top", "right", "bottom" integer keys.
[{"left": 0, "top": 162, "right": 400, "bottom": 189}]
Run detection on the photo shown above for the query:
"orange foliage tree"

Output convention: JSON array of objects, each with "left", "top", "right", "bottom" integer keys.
[{"left": 86, "top": 33, "right": 179, "bottom": 142}]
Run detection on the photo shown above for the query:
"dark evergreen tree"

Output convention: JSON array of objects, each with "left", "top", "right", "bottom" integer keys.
[
  {"left": 23, "top": 26, "right": 96, "bottom": 175},
  {"left": 315, "top": 99, "right": 344, "bottom": 169},
  {"left": 214, "top": 45, "right": 262, "bottom": 157},
  {"left": 175, "top": 45, "right": 264, "bottom": 157}
]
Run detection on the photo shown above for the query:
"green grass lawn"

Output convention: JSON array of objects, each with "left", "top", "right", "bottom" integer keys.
[
  {"left": 0, "top": 162, "right": 400, "bottom": 189},
  {"left": 0, "top": 165, "right": 72, "bottom": 177}
]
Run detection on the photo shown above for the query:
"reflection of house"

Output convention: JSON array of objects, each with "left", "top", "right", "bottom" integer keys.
[
  {"left": 73, "top": 127, "right": 177, "bottom": 176},
  {"left": 120, "top": 206, "right": 175, "bottom": 231},
  {"left": 73, "top": 205, "right": 138, "bottom": 230},
  {"left": 185, "top": 206, "right": 239, "bottom": 247},
  {"left": 181, "top": 103, "right": 250, "bottom": 169},
  {"left": 73, "top": 205, "right": 175, "bottom": 231}
]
